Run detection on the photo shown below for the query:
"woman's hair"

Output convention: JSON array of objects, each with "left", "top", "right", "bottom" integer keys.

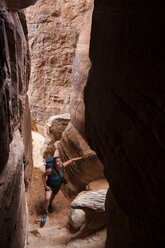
[{"left": 54, "top": 157, "right": 60, "bottom": 165}]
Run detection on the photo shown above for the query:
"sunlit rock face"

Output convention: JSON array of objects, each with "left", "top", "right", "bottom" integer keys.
[
  {"left": 25, "top": 0, "right": 93, "bottom": 135},
  {"left": 71, "top": 189, "right": 107, "bottom": 231},
  {"left": 58, "top": 122, "right": 104, "bottom": 199},
  {"left": 53, "top": 1, "right": 103, "bottom": 199},
  {"left": 41, "top": 113, "right": 70, "bottom": 158},
  {"left": 0, "top": 0, "right": 34, "bottom": 247},
  {"left": 85, "top": 0, "right": 165, "bottom": 247},
  {"left": 70, "top": 3, "right": 93, "bottom": 136}
]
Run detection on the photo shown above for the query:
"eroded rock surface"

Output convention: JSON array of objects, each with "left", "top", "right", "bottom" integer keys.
[
  {"left": 41, "top": 113, "right": 70, "bottom": 158},
  {"left": 69, "top": 209, "right": 85, "bottom": 233},
  {"left": 25, "top": 0, "right": 93, "bottom": 134},
  {"left": 71, "top": 189, "right": 107, "bottom": 231},
  {"left": 70, "top": 1, "right": 93, "bottom": 136},
  {"left": 0, "top": 6, "right": 30, "bottom": 171},
  {"left": 0, "top": 1, "right": 34, "bottom": 247},
  {"left": 85, "top": 1, "right": 165, "bottom": 247},
  {"left": 0, "top": 130, "right": 26, "bottom": 248},
  {"left": 58, "top": 122, "right": 104, "bottom": 198}
]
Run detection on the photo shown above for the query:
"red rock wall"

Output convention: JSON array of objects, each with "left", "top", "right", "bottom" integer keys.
[
  {"left": 25, "top": 0, "right": 93, "bottom": 135},
  {"left": 0, "top": 0, "right": 35, "bottom": 247},
  {"left": 85, "top": 1, "right": 165, "bottom": 247},
  {"left": 0, "top": 130, "right": 26, "bottom": 248},
  {"left": 70, "top": 4, "right": 93, "bottom": 136}
]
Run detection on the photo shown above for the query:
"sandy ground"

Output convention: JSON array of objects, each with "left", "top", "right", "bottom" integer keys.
[{"left": 26, "top": 131, "right": 108, "bottom": 248}]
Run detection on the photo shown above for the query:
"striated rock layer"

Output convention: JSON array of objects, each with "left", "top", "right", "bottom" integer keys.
[
  {"left": 85, "top": 1, "right": 165, "bottom": 247},
  {"left": 25, "top": 0, "right": 93, "bottom": 135},
  {"left": 0, "top": 0, "right": 35, "bottom": 247}
]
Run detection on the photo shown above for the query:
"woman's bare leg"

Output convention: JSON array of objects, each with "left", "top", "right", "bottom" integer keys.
[
  {"left": 50, "top": 192, "right": 57, "bottom": 205},
  {"left": 44, "top": 190, "right": 52, "bottom": 211}
]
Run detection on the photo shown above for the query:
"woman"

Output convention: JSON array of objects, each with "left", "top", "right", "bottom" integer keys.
[{"left": 41, "top": 155, "right": 87, "bottom": 225}]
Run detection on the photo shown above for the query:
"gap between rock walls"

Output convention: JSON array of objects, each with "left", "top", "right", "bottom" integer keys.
[{"left": 25, "top": 0, "right": 108, "bottom": 247}]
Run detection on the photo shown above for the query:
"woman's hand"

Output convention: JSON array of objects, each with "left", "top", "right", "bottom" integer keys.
[
  {"left": 45, "top": 185, "right": 51, "bottom": 191},
  {"left": 63, "top": 155, "right": 88, "bottom": 167}
]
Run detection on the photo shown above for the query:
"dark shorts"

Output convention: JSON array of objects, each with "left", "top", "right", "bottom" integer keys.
[{"left": 45, "top": 185, "right": 60, "bottom": 194}]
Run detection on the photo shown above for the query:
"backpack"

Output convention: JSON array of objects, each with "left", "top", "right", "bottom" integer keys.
[{"left": 45, "top": 157, "right": 55, "bottom": 170}]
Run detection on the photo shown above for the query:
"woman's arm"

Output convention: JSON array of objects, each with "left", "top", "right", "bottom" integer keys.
[
  {"left": 63, "top": 155, "right": 87, "bottom": 167},
  {"left": 42, "top": 169, "right": 51, "bottom": 190}
]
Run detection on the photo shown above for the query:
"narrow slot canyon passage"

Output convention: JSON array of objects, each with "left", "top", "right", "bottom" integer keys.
[
  {"left": 27, "top": 132, "right": 108, "bottom": 248},
  {"left": 25, "top": 0, "right": 108, "bottom": 247},
  {"left": 0, "top": 0, "right": 165, "bottom": 248}
]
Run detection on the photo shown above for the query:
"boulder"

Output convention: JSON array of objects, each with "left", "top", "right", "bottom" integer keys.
[
  {"left": 58, "top": 122, "right": 104, "bottom": 199},
  {"left": 41, "top": 113, "right": 70, "bottom": 158},
  {"left": 69, "top": 209, "right": 85, "bottom": 233},
  {"left": 71, "top": 189, "right": 107, "bottom": 230}
]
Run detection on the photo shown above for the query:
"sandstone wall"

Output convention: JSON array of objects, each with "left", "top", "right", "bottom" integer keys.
[
  {"left": 34, "top": 0, "right": 104, "bottom": 198},
  {"left": 70, "top": 2, "right": 93, "bottom": 136},
  {"left": 0, "top": 130, "right": 27, "bottom": 248},
  {"left": 85, "top": 1, "right": 165, "bottom": 247},
  {"left": 26, "top": 0, "right": 93, "bottom": 135},
  {"left": 58, "top": 122, "right": 104, "bottom": 199},
  {"left": 0, "top": 0, "right": 34, "bottom": 247}
]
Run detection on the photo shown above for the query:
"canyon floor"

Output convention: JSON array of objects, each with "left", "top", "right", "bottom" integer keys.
[{"left": 26, "top": 132, "right": 108, "bottom": 248}]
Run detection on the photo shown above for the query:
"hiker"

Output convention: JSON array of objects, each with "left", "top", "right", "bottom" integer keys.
[{"left": 41, "top": 155, "right": 87, "bottom": 225}]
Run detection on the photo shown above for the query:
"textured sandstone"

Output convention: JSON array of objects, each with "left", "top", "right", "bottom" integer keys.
[
  {"left": 69, "top": 209, "right": 85, "bottom": 232},
  {"left": 25, "top": 0, "right": 93, "bottom": 133},
  {"left": 0, "top": 5, "right": 32, "bottom": 173},
  {"left": 0, "top": 8, "right": 29, "bottom": 171},
  {"left": 58, "top": 122, "right": 104, "bottom": 199},
  {"left": 71, "top": 189, "right": 107, "bottom": 231},
  {"left": 0, "top": 130, "right": 27, "bottom": 248},
  {"left": 0, "top": 1, "right": 33, "bottom": 247},
  {"left": 85, "top": 1, "right": 165, "bottom": 247},
  {"left": 70, "top": 1, "right": 93, "bottom": 135},
  {"left": 41, "top": 113, "right": 70, "bottom": 158}
]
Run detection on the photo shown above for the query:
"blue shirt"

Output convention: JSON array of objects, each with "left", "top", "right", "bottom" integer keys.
[{"left": 46, "top": 165, "right": 64, "bottom": 188}]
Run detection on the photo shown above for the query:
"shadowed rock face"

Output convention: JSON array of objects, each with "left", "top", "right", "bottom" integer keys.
[
  {"left": 3, "top": 0, "right": 37, "bottom": 10},
  {"left": 0, "top": 1, "right": 35, "bottom": 247},
  {"left": 0, "top": 130, "right": 26, "bottom": 248},
  {"left": 0, "top": 5, "right": 31, "bottom": 172},
  {"left": 85, "top": 1, "right": 165, "bottom": 247}
]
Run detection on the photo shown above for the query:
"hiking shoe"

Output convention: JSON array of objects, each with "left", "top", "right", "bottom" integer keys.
[
  {"left": 41, "top": 212, "right": 48, "bottom": 226},
  {"left": 48, "top": 204, "right": 53, "bottom": 213}
]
